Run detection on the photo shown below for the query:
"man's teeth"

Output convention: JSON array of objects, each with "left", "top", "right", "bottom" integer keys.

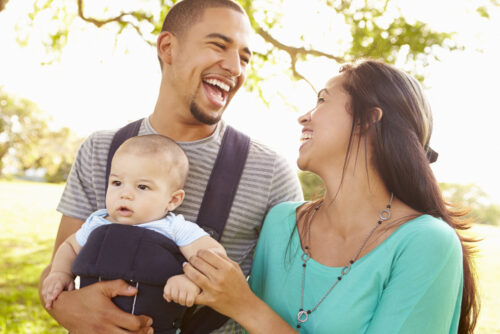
[{"left": 205, "top": 78, "right": 230, "bottom": 92}]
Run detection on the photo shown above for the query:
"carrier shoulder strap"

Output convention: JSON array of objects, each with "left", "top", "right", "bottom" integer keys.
[
  {"left": 195, "top": 125, "right": 250, "bottom": 240},
  {"left": 180, "top": 127, "right": 250, "bottom": 333}
]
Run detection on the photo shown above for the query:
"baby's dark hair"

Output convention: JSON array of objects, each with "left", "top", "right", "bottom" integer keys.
[{"left": 115, "top": 134, "right": 189, "bottom": 188}]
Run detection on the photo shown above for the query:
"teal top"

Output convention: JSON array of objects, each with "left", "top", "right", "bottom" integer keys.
[{"left": 249, "top": 202, "right": 463, "bottom": 334}]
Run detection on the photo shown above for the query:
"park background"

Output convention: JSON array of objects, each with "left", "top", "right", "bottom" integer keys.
[{"left": 1, "top": 0, "right": 499, "bottom": 332}]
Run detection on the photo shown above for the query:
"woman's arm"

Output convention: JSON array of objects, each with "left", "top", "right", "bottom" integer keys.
[{"left": 184, "top": 249, "right": 297, "bottom": 334}]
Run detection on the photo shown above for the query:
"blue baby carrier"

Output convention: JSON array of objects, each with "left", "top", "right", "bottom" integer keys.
[{"left": 72, "top": 119, "right": 250, "bottom": 333}]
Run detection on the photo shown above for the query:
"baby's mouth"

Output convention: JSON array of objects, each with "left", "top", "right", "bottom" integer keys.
[{"left": 117, "top": 206, "right": 133, "bottom": 216}]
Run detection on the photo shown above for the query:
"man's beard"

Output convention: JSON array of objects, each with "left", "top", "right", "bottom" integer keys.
[{"left": 190, "top": 100, "right": 222, "bottom": 125}]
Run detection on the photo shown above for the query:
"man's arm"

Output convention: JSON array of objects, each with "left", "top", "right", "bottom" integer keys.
[{"left": 39, "top": 215, "right": 153, "bottom": 334}]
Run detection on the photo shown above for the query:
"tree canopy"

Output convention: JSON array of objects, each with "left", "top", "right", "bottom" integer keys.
[
  {"left": 13, "top": 0, "right": 489, "bottom": 94},
  {"left": 0, "top": 88, "right": 82, "bottom": 182}
]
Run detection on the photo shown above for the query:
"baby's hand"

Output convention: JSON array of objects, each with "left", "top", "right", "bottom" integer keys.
[
  {"left": 163, "top": 274, "right": 201, "bottom": 307},
  {"left": 42, "top": 272, "right": 75, "bottom": 309}
]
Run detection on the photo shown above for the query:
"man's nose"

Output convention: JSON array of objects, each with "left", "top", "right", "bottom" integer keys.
[{"left": 221, "top": 50, "right": 242, "bottom": 77}]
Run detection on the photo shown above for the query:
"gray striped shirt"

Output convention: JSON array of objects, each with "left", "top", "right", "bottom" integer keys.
[{"left": 57, "top": 117, "right": 303, "bottom": 332}]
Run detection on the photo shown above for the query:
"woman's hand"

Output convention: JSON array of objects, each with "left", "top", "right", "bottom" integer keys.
[
  {"left": 183, "top": 249, "right": 252, "bottom": 319},
  {"left": 184, "top": 249, "right": 297, "bottom": 333}
]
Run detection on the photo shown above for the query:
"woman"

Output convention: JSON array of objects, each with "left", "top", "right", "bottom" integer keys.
[{"left": 184, "top": 60, "right": 479, "bottom": 333}]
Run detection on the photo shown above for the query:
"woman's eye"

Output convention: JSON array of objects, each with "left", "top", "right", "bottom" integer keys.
[
  {"left": 317, "top": 97, "right": 325, "bottom": 104},
  {"left": 111, "top": 180, "right": 121, "bottom": 186},
  {"left": 138, "top": 184, "right": 149, "bottom": 190}
]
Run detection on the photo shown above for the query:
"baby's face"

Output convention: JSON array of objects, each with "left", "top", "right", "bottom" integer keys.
[{"left": 105, "top": 152, "right": 178, "bottom": 225}]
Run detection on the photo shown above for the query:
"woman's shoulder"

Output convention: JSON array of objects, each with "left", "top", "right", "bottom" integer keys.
[
  {"left": 401, "top": 214, "right": 458, "bottom": 239},
  {"left": 268, "top": 201, "right": 306, "bottom": 216},
  {"left": 391, "top": 214, "right": 462, "bottom": 258},
  {"left": 261, "top": 201, "right": 305, "bottom": 233}
]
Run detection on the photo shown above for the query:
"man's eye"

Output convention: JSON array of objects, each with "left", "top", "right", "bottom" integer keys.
[
  {"left": 212, "top": 42, "right": 225, "bottom": 50},
  {"left": 240, "top": 56, "right": 250, "bottom": 65},
  {"left": 111, "top": 180, "right": 121, "bottom": 186},
  {"left": 138, "top": 184, "right": 149, "bottom": 190}
]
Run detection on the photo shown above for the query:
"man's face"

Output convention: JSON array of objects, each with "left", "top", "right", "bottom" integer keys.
[{"left": 168, "top": 8, "right": 252, "bottom": 125}]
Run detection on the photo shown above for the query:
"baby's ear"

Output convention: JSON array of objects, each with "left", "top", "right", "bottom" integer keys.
[{"left": 166, "top": 189, "right": 185, "bottom": 211}]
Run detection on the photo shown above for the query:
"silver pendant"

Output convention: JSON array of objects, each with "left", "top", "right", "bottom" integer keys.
[{"left": 297, "top": 310, "right": 309, "bottom": 323}]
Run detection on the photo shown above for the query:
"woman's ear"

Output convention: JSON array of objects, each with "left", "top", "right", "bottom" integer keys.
[
  {"left": 356, "top": 107, "right": 383, "bottom": 134},
  {"left": 166, "top": 189, "right": 185, "bottom": 212},
  {"left": 370, "top": 107, "right": 383, "bottom": 123},
  {"left": 157, "top": 31, "right": 175, "bottom": 66}
]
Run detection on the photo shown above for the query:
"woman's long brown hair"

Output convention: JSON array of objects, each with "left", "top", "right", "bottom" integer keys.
[{"left": 296, "top": 60, "right": 479, "bottom": 333}]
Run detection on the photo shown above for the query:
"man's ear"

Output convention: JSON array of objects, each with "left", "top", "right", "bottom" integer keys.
[
  {"left": 157, "top": 31, "right": 175, "bottom": 65},
  {"left": 166, "top": 189, "right": 185, "bottom": 212}
]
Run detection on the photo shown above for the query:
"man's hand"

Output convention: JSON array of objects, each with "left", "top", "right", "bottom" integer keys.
[
  {"left": 42, "top": 271, "right": 74, "bottom": 309},
  {"left": 50, "top": 279, "right": 153, "bottom": 334},
  {"left": 163, "top": 274, "right": 201, "bottom": 307}
]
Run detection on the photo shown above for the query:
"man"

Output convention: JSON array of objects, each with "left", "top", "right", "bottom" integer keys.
[{"left": 38, "top": 0, "right": 303, "bottom": 333}]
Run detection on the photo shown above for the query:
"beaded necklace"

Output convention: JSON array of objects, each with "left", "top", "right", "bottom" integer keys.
[{"left": 296, "top": 193, "right": 394, "bottom": 328}]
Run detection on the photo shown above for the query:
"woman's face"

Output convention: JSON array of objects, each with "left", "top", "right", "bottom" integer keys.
[{"left": 297, "top": 74, "right": 354, "bottom": 174}]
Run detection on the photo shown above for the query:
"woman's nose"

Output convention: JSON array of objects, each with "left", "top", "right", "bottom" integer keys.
[{"left": 298, "top": 111, "right": 311, "bottom": 124}]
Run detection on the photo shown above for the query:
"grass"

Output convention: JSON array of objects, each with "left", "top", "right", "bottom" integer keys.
[
  {"left": 0, "top": 179, "right": 66, "bottom": 334},
  {"left": 0, "top": 179, "right": 499, "bottom": 333}
]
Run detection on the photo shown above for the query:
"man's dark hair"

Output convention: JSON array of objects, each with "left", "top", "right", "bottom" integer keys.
[{"left": 161, "top": 0, "right": 245, "bottom": 37}]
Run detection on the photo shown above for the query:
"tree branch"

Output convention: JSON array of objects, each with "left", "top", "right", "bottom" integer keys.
[
  {"left": 74, "top": 0, "right": 344, "bottom": 86},
  {"left": 255, "top": 26, "right": 345, "bottom": 63},
  {"left": 76, "top": 0, "right": 155, "bottom": 46},
  {"left": 0, "top": 0, "right": 8, "bottom": 13},
  {"left": 289, "top": 53, "right": 317, "bottom": 93}
]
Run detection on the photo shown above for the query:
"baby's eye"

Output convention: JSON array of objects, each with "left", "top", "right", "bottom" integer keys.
[
  {"left": 137, "top": 184, "right": 149, "bottom": 190},
  {"left": 111, "top": 180, "right": 121, "bottom": 186}
]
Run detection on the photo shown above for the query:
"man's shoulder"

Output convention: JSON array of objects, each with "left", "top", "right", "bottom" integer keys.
[
  {"left": 246, "top": 136, "right": 288, "bottom": 163},
  {"left": 84, "top": 127, "right": 122, "bottom": 146},
  {"left": 79, "top": 119, "right": 148, "bottom": 154},
  {"left": 78, "top": 128, "right": 116, "bottom": 151},
  {"left": 74, "top": 126, "right": 129, "bottom": 169}
]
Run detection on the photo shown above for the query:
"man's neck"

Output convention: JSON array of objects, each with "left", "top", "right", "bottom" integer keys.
[{"left": 150, "top": 102, "right": 218, "bottom": 142}]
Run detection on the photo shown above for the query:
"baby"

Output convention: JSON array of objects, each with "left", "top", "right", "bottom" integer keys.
[{"left": 42, "top": 134, "right": 225, "bottom": 316}]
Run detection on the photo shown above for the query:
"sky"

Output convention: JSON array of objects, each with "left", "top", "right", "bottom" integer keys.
[{"left": 1, "top": 0, "right": 499, "bottom": 203}]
